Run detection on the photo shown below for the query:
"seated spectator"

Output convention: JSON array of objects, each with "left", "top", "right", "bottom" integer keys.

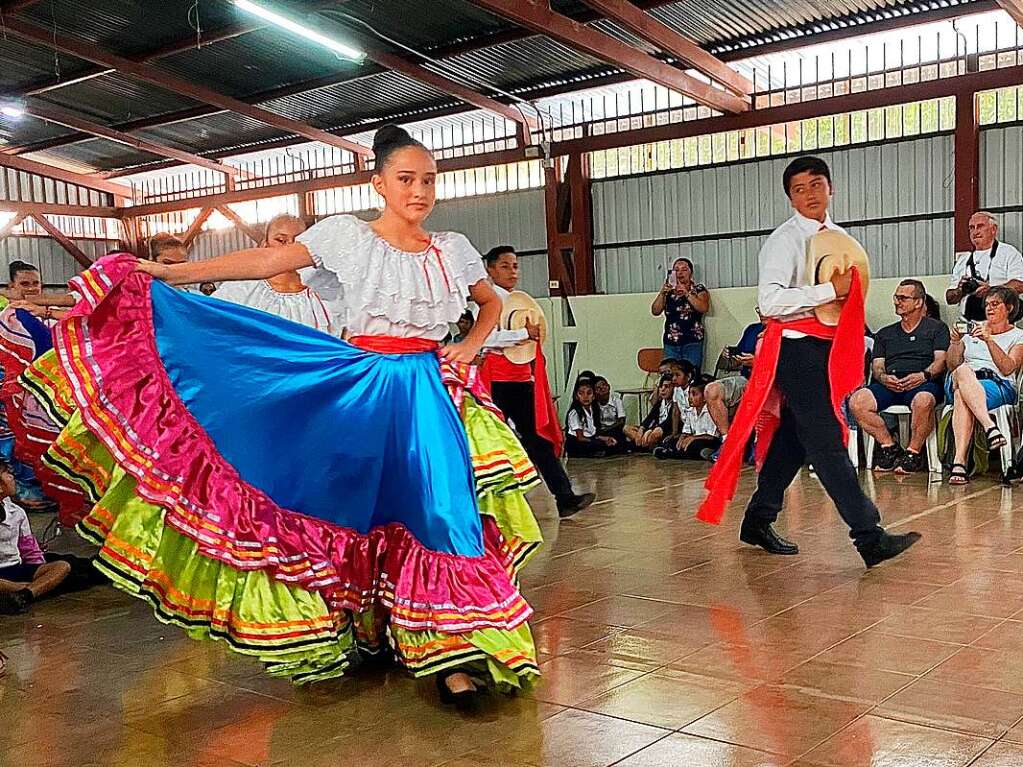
[
  {"left": 651, "top": 258, "right": 711, "bottom": 370},
  {"left": 594, "top": 376, "right": 626, "bottom": 444},
  {"left": 0, "top": 462, "right": 72, "bottom": 615},
  {"left": 451, "top": 310, "right": 474, "bottom": 344},
  {"left": 199, "top": 282, "right": 217, "bottom": 296},
  {"left": 566, "top": 378, "right": 619, "bottom": 457},
  {"left": 624, "top": 374, "right": 675, "bottom": 450},
  {"left": 945, "top": 286, "right": 1023, "bottom": 484},
  {"left": 848, "top": 279, "right": 949, "bottom": 474},
  {"left": 925, "top": 293, "right": 942, "bottom": 320},
  {"left": 706, "top": 309, "right": 765, "bottom": 441},
  {"left": 666, "top": 358, "right": 697, "bottom": 434},
  {"left": 654, "top": 376, "right": 721, "bottom": 460}
]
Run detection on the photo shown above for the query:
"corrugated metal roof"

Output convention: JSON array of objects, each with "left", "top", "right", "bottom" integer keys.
[
  {"left": 0, "top": 0, "right": 989, "bottom": 172},
  {"left": 157, "top": 28, "right": 362, "bottom": 100},
  {"left": 20, "top": 0, "right": 243, "bottom": 56}
]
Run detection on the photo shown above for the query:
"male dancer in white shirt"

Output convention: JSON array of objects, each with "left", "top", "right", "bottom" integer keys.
[
  {"left": 699, "top": 156, "right": 921, "bottom": 568},
  {"left": 476, "top": 246, "right": 594, "bottom": 518}
]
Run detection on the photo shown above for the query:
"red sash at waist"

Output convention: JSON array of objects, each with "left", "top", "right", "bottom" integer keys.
[
  {"left": 480, "top": 352, "right": 532, "bottom": 383},
  {"left": 697, "top": 270, "right": 866, "bottom": 525},
  {"left": 349, "top": 335, "right": 440, "bottom": 354}
]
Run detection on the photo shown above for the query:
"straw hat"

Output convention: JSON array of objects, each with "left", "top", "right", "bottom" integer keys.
[
  {"left": 806, "top": 230, "right": 871, "bottom": 326},
  {"left": 499, "top": 290, "right": 548, "bottom": 365}
]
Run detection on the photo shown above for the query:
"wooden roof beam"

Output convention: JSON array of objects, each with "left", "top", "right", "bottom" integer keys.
[
  {"left": 467, "top": 0, "right": 748, "bottom": 113},
  {"left": 0, "top": 16, "right": 373, "bottom": 157},
  {"left": 29, "top": 213, "right": 93, "bottom": 267},
  {"left": 0, "top": 150, "right": 131, "bottom": 199},
  {"left": 577, "top": 0, "right": 752, "bottom": 96},
  {"left": 0, "top": 201, "right": 120, "bottom": 217},
  {"left": 998, "top": 1, "right": 1023, "bottom": 28},
  {"left": 23, "top": 103, "right": 245, "bottom": 177}
]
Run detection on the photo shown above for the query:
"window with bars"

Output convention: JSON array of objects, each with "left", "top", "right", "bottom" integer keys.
[{"left": 589, "top": 97, "right": 957, "bottom": 180}]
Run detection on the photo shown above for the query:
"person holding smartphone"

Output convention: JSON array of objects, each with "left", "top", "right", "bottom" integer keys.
[
  {"left": 651, "top": 258, "right": 711, "bottom": 370},
  {"left": 945, "top": 286, "right": 1023, "bottom": 484}
]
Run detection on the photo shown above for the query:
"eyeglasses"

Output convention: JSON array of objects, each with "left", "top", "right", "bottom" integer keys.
[{"left": 893, "top": 295, "right": 919, "bottom": 302}]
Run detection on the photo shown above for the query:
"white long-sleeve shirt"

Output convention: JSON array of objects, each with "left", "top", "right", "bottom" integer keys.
[
  {"left": 757, "top": 211, "right": 840, "bottom": 336},
  {"left": 474, "top": 282, "right": 530, "bottom": 350}
]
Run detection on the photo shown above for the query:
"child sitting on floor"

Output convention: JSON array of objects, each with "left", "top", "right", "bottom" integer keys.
[
  {"left": 654, "top": 376, "right": 721, "bottom": 460},
  {"left": 624, "top": 374, "right": 676, "bottom": 450},
  {"left": 0, "top": 461, "right": 102, "bottom": 615},
  {"left": 566, "top": 378, "right": 620, "bottom": 457}
]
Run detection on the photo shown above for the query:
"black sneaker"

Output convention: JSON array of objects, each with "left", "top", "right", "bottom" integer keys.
[
  {"left": 874, "top": 443, "right": 902, "bottom": 472},
  {"left": 894, "top": 450, "right": 925, "bottom": 475},
  {"left": 652, "top": 447, "right": 670, "bottom": 460},
  {"left": 0, "top": 589, "right": 31, "bottom": 615}
]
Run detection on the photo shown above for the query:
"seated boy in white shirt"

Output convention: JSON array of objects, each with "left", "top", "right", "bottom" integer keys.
[
  {"left": 0, "top": 461, "right": 73, "bottom": 614},
  {"left": 654, "top": 376, "right": 721, "bottom": 460}
]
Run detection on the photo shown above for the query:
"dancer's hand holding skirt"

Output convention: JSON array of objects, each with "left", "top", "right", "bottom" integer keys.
[{"left": 21, "top": 255, "right": 543, "bottom": 690}]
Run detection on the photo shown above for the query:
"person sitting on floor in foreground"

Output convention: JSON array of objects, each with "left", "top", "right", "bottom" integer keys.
[
  {"left": 654, "top": 375, "right": 721, "bottom": 460},
  {"left": 706, "top": 309, "right": 764, "bottom": 461},
  {"left": 848, "top": 279, "right": 949, "bottom": 474},
  {"left": 0, "top": 461, "right": 72, "bottom": 615},
  {"left": 624, "top": 374, "right": 675, "bottom": 450}
]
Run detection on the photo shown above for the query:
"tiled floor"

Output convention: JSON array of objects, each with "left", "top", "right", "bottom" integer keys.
[{"left": 5, "top": 456, "right": 1023, "bottom": 766}]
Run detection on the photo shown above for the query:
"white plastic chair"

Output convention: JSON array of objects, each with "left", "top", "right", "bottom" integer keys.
[
  {"left": 938, "top": 368, "right": 1023, "bottom": 483},
  {"left": 852, "top": 405, "right": 942, "bottom": 480}
]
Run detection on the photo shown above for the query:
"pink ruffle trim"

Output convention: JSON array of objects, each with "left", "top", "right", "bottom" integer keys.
[{"left": 53, "top": 255, "right": 532, "bottom": 632}]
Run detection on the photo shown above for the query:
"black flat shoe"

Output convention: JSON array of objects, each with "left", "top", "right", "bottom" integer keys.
[
  {"left": 436, "top": 669, "right": 480, "bottom": 711},
  {"left": 557, "top": 492, "right": 595, "bottom": 519},
  {"left": 859, "top": 531, "right": 922, "bottom": 568},
  {"left": 739, "top": 521, "right": 799, "bottom": 555},
  {"left": 0, "top": 589, "right": 31, "bottom": 615}
]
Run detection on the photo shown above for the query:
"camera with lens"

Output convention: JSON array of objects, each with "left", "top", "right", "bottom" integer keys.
[{"left": 961, "top": 276, "right": 980, "bottom": 294}]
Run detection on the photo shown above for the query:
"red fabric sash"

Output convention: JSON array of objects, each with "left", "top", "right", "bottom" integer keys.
[
  {"left": 348, "top": 335, "right": 440, "bottom": 354},
  {"left": 532, "top": 346, "right": 564, "bottom": 458},
  {"left": 480, "top": 353, "right": 532, "bottom": 383},
  {"left": 696, "top": 269, "right": 866, "bottom": 525},
  {"left": 479, "top": 348, "right": 565, "bottom": 457}
]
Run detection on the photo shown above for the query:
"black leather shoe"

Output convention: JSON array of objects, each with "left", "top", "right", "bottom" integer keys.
[
  {"left": 739, "top": 520, "right": 799, "bottom": 555},
  {"left": 859, "top": 531, "right": 922, "bottom": 568},
  {"left": 436, "top": 669, "right": 481, "bottom": 711},
  {"left": 557, "top": 492, "right": 595, "bottom": 519}
]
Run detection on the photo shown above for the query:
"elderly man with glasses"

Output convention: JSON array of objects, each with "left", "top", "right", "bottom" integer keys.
[
  {"left": 849, "top": 279, "right": 950, "bottom": 473},
  {"left": 946, "top": 211, "right": 1023, "bottom": 322}
]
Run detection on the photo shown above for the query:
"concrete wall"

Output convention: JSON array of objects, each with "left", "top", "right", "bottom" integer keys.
[{"left": 538, "top": 275, "right": 953, "bottom": 420}]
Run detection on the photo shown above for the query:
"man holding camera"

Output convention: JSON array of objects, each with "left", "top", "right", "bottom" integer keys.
[{"left": 945, "top": 211, "right": 1023, "bottom": 321}]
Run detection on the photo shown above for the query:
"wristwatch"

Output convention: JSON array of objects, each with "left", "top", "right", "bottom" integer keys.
[{"left": 922, "top": 370, "right": 932, "bottom": 382}]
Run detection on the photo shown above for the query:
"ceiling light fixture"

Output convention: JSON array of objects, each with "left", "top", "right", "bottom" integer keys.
[
  {"left": 233, "top": 0, "right": 365, "bottom": 62},
  {"left": 0, "top": 104, "right": 24, "bottom": 118}
]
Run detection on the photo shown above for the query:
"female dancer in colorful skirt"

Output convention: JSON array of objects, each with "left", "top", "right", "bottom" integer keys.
[{"left": 19, "top": 125, "right": 543, "bottom": 707}]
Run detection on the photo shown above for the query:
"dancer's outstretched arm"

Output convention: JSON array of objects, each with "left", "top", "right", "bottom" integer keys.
[{"left": 137, "top": 243, "right": 313, "bottom": 285}]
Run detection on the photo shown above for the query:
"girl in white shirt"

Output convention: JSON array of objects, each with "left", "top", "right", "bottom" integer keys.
[{"left": 565, "top": 379, "right": 613, "bottom": 457}]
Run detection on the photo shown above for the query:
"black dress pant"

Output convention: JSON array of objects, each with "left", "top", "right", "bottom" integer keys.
[
  {"left": 657, "top": 436, "right": 721, "bottom": 460},
  {"left": 490, "top": 380, "right": 574, "bottom": 501},
  {"left": 744, "top": 338, "right": 883, "bottom": 550}
]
